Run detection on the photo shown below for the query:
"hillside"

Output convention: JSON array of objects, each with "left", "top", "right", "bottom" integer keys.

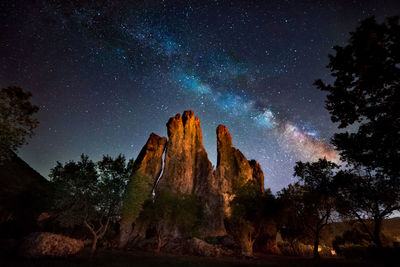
[
  {"left": 0, "top": 152, "right": 52, "bottom": 237},
  {"left": 320, "top": 218, "right": 400, "bottom": 246}
]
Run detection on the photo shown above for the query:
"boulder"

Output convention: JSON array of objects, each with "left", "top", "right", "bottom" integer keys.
[
  {"left": 19, "top": 232, "right": 83, "bottom": 258},
  {"left": 187, "top": 237, "right": 225, "bottom": 257}
]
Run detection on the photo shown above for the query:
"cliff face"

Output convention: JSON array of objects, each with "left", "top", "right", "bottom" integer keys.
[
  {"left": 155, "top": 111, "right": 224, "bottom": 236},
  {"left": 157, "top": 111, "right": 213, "bottom": 195},
  {"left": 121, "top": 111, "right": 265, "bottom": 245},
  {"left": 119, "top": 133, "right": 167, "bottom": 247},
  {"left": 132, "top": 133, "right": 167, "bottom": 188},
  {"left": 214, "top": 125, "right": 264, "bottom": 216}
]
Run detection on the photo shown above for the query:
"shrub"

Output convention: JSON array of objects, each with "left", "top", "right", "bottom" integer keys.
[
  {"left": 339, "top": 243, "right": 368, "bottom": 259},
  {"left": 332, "top": 227, "right": 372, "bottom": 256},
  {"left": 277, "top": 241, "right": 313, "bottom": 256}
]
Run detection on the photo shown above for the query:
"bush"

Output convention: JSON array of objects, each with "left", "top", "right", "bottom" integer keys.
[
  {"left": 277, "top": 241, "right": 313, "bottom": 256},
  {"left": 339, "top": 243, "right": 368, "bottom": 259},
  {"left": 332, "top": 228, "right": 372, "bottom": 256},
  {"left": 19, "top": 232, "right": 84, "bottom": 258},
  {"left": 278, "top": 241, "right": 332, "bottom": 257}
]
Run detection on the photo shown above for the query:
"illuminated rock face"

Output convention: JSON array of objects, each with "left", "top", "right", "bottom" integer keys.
[
  {"left": 121, "top": 110, "right": 264, "bottom": 245},
  {"left": 214, "top": 124, "right": 264, "bottom": 216},
  {"left": 134, "top": 133, "right": 168, "bottom": 185},
  {"left": 119, "top": 133, "right": 167, "bottom": 247},
  {"left": 157, "top": 111, "right": 213, "bottom": 195},
  {"left": 156, "top": 111, "right": 224, "bottom": 236}
]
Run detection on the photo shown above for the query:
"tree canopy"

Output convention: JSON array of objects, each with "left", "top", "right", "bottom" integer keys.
[
  {"left": 0, "top": 86, "right": 39, "bottom": 161},
  {"left": 226, "top": 181, "right": 277, "bottom": 257},
  {"left": 315, "top": 16, "right": 400, "bottom": 248},
  {"left": 280, "top": 159, "right": 338, "bottom": 259},
  {"left": 314, "top": 16, "right": 400, "bottom": 179},
  {"left": 50, "top": 154, "right": 133, "bottom": 254}
]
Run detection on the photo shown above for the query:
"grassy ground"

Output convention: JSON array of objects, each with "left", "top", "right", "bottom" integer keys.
[{"left": 0, "top": 249, "right": 390, "bottom": 267}]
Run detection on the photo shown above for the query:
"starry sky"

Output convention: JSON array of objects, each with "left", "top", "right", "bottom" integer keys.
[{"left": 1, "top": 0, "right": 399, "bottom": 193}]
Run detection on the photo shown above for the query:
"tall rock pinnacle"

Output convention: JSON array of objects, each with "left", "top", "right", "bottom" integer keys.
[
  {"left": 215, "top": 124, "right": 264, "bottom": 216},
  {"left": 157, "top": 110, "right": 213, "bottom": 195},
  {"left": 119, "top": 133, "right": 167, "bottom": 247}
]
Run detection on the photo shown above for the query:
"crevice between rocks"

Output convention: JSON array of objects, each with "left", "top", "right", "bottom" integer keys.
[{"left": 152, "top": 143, "right": 167, "bottom": 197}]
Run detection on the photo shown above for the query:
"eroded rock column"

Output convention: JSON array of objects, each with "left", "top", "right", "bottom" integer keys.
[{"left": 119, "top": 133, "right": 166, "bottom": 248}]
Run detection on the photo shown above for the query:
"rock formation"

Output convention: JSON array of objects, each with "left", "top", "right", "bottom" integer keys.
[
  {"left": 119, "top": 133, "right": 167, "bottom": 247},
  {"left": 120, "top": 111, "right": 265, "bottom": 246},
  {"left": 157, "top": 111, "right": 213, "bottom": 195},
  {"left": 249, "top": 160, "right": 265, "bottom": 190},
  {"left": 132, "top": 133, "right": 168, "bottom": 183},
  {"left": 214, "top": 124, "right": 264, "bottom": 216}
]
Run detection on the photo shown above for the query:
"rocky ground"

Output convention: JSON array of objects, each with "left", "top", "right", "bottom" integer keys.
[{"left": 0, "top": 249, "right": 390, "bottom": 267}]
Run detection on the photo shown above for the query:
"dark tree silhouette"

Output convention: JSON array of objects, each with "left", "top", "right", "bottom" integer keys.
[
  {"left": 50, "top": 154, "right": 133, "bottom": 254},
  {"left": 334, "top": 170, "right": 398, "bottom": 248},
  {"left": 314, "top": 16, "right": 400, "bottom": 178},
  {"left": 281, "top": 159, "right": 338, "bottom": 259},
  {"left": 0, "top": 86, "right": 39, "bottom": 161},
  {"left": 315, "top": 16, "right": 400, "bottom": 248},
  {"left": 226, "top": 181, "right": 278, "bottom": 257}
]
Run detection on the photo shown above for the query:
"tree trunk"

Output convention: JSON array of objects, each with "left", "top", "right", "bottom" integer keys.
[
  {"left": 84, "top": 217, "right": 110, "bottom": 255},
  {"left": 156, "top": 233, "right": 163, "bottom": 252},
  {"left": 290, "top": 239, "right": 298, "bottom": 256},
  {"left": 91, "top": 236, "right": 98, "bottom": 255},
  {"left": 313, "top": 231, "right": 320, "bottom": 259},
  {"left": 119, "top": 222, "right": 132, "bottom": 249},
  {"left": 241, "top": 234, "right": 254, "bottom": 257},
  {"left": 241, "top": 244, "right": 253, "bottom": 257},
  {"left": 373, "top": 219, "right": 383, "bottom": 248}
]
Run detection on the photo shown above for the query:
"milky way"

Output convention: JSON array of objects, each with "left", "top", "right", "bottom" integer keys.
[{"left": 1, "top": 0, "right": 398, "bottom": 192}]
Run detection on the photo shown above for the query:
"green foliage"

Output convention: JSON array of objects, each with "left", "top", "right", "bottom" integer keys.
[
  {"left": 50, "top": 154, "right": 99, "bottom": 228},
  {"left": 50, "top": 153, "right": 133, "bottom": 253},
  {"left": 0, "top": 86, "right": 39, "bottom": 160},
  {"left": 231, "top": 175, "right": 247, "bottom": 194},
  {"left": 226, "top": 181, "right": 278, "bottom": 255},
  {"left": 140, "top": 190, "right": 202, "bottom": 237},
  {"left": 120, "top": 172, "right": 151, "bottom": 225}
]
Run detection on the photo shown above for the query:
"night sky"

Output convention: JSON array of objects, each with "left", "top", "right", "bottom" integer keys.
[{"left": 1, "top": 0, "right": 399, "bottom": 193}]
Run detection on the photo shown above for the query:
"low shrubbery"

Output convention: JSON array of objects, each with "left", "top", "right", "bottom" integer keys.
[
  {"left": 19, "top": 232, "right": 84, "bottom": 258},
  {"left": 277, "top": 241, "right": 332, "bottom": 257},
  {"left": 338, "top": 243, "right": 368, "bottom": 259}
]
